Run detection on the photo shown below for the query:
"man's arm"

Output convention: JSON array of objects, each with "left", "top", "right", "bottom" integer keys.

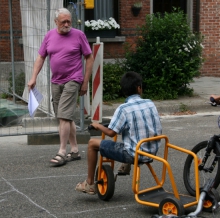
[
  {"left": 80, "top": 53, "right": 94, "bottom": 96},
  {"left": 28, "top": 54, "right": 46, "bottom": 91},
  {"left": 90, "top": 122, "right": 117, "bottom": 137}
]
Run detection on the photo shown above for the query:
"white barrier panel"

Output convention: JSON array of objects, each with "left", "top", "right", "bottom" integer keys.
[
  {"left": 20, "top": 0, "right": 63, "bottom": 114},
  {"left": 91, "top": 37, "right": 103, "bottom": 123}
]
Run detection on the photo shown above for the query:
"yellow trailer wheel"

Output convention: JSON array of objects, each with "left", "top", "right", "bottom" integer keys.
[{"left": 159, "top": 197, "right": 185, "bottom": 216}]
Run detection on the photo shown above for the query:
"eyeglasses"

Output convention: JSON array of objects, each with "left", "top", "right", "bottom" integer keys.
[{"left": 57, "top": 19, "right": 71, "bottom": 25}]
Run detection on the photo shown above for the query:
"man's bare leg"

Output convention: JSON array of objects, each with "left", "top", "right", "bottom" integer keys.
[
  {"left": 66, "top": 121, "right": 81, "bottom": 160},
  {"left": 50, "top": 118, "right": 70, "bottom": 163},
  {"left": 68, "top": 121, "right": 79, "bottom": 153}
]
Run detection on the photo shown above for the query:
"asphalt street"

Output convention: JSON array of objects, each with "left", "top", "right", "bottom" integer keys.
[{"left": 1, "top": 114, "right": 220, "bottom": 218}]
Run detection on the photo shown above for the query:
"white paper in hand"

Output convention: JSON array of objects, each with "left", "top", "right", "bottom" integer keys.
[{"left": 28, "top": 87, "right": 43, "bottom": 118}]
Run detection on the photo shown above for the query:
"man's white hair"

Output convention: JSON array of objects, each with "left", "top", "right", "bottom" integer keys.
[{"left": 55, "top": 8, "right": 71, "bottom": 20}]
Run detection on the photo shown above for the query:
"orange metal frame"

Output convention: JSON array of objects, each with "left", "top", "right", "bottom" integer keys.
[
  {"left": 96, "top": 133, "right": 200, "bottom": 210},
  {"left": 132, "top": 135, "right": 200, "bottom": 209}
]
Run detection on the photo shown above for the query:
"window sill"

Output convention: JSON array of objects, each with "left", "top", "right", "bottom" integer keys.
[{"left": 87, "top": 36, "right": 126, "bottom": 43}]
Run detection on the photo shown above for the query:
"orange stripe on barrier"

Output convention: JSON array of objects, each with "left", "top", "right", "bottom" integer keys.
[
  {"left": 93, "top": 104, "right": 100, "bottom": 120},
  {"left": 93, "top": 44, "right": 100, "bottom": 59},
  {"left": 92, "top": 66, "right": 100, "bottom": 98}
]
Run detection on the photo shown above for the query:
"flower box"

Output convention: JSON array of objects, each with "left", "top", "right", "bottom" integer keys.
[
  {"left": 85, "top": 29, "right": 116, "bottom": 38},
  {"left": 84, "top": 17, "right": 119, "bottom": 38}
]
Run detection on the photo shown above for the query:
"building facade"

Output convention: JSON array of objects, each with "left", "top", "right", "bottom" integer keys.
[{"left": 1, "top": 0, "right": 220, "bottom": 76}]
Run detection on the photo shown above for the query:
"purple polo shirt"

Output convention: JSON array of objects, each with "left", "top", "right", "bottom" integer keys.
[{"left": 39, "top": 28, "right": 92, "bottom": 84}]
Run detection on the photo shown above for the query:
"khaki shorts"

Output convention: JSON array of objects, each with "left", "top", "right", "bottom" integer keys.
[{"left": 51, "top": 81, "right": 80, "bottom": 121}]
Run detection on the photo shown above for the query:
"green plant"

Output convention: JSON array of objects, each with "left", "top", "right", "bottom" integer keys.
[
  {"left": 102, "top": 60, "right": 126, "bottom": 101},
  {"left": 133, "top": 2, "right": 142, "bottom": 8},
  {"left": 8, "top": 71, "right": 25, "bottom": 97},
  {"left": 179, "top": 103, "right": 188, "bottom": 112},
  {"left": 124, "top": 9, "right": 204, "bottom": 100},
  {"left": 0, "top": 93, "right": 9, "bottom": 99}
]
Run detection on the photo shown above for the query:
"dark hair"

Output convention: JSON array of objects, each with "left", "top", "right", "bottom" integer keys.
[{"left": 120, "top": 71, "right": 142, "bottom": 96}]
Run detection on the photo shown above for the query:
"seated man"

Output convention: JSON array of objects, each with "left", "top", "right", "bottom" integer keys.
[
  {"left": 210, "top": 95, "right": 220, "bottom": 106},
  {"left": 75, "top": 71, "right": 162, "bottom": 195}
]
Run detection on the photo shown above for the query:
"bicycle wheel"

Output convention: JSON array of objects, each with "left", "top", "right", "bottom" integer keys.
[
  {"left": 95, "top": 164, "right": 115, "bottom": 201},
  {"left": 183, "top": 141, "right": 220, "bottom": 196}
]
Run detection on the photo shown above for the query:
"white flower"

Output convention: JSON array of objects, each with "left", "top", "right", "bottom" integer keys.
[
  {"left": 85, "top": 17, "right": 120, "bottom": 31},
  {"left": 188, "top": 43, "right": 192, "bottom": 49},
  {"left": 200, "top": 43, "right": 204, "bottom": 48},
  {"left": 85, "top": 20, "right": 91, "bottom": 28}
]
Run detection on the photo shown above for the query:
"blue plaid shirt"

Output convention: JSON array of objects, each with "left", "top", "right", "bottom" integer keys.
[{"left": 108, "top": 94, "right": 162, "bottom": 162}]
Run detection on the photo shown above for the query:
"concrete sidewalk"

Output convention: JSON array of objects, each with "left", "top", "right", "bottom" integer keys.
[
  {"left": 154, "top": 76, "right": 220, "bottom": 115},
  {"left": 102, "top": 76, "right": 220, "bottom": 117}
]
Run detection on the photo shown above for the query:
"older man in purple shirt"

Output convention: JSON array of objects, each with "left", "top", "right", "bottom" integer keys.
[{"left": 28, "top": 8, "right": 94, "bottom": 166}]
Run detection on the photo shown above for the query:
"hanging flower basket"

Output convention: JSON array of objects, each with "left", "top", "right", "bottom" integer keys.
[
  {"left": 131, "top": 6, "right": 142, "bottom": 16},
  {"left": 131, "top": 2, "right": 142, "bottom": 16}
]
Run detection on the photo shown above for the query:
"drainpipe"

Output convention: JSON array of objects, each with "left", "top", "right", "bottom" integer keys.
[{"left": 196, "top": 0, "right": 200, "bottom": 33}]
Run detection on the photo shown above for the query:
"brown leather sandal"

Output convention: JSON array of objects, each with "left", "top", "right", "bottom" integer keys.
[
  {"left": 50, "top": 153, "right": 67, "bottom": 167},
  {"left": 66, "top": 151, "right": 81, "bottom": 162}
]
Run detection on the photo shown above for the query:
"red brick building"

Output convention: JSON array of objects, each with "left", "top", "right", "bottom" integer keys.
[
  {"left": 199, "top": 0, "right": 220, "bottom": 76},
  {"left": 0, "top": 0, "right": 23, "bottom": 62},
  {"left": 1, "top": 0, "right": 220, "bottom": 77}
]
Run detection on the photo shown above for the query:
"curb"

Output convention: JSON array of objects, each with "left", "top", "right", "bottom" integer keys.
[
  {"left": 27, "top": 131, "right": 90, "bottom": 145},
  {"left": 155, "top": 100, "right": 214, "bottom": 115},
  {"left": 25, "top": 117, "right": 111, "bottom": 145}
]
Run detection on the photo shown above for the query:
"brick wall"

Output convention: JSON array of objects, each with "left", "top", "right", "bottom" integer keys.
[
  {"left": 100, "top": 0, "right": 150, "bottom": 59},
  {"left": 199, "top": 0, "right": 220, "bottom": 76},
  {"left": 0, "top": 0, "right": 24, "bottom": 62}
]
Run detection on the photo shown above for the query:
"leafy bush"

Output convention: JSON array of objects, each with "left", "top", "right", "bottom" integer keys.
[
  {"left": 102, "top": 60, "right": 125, "bottom": 101},
  {"left": 0, "top": 93, "right": 9, "bottom": 99},
  {"left": 124, "top": 9, "right": 204, "bottom": 100},
  {"left": 8, "top": 71, "right": 25, "bottom": 97}
]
